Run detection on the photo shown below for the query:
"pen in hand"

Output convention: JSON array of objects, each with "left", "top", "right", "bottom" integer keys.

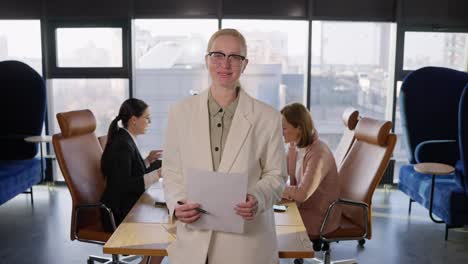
[{"left": 177, "top": 201, "right": 210, "bottom": 215}]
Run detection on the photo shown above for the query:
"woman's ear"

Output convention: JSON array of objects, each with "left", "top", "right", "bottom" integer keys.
[{"left": 129, "top": 116, "right": 137, "bottom": 126}]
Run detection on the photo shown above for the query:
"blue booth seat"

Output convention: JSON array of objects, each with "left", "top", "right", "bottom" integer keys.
[
  {"left": 0, "top": 159, "right": 42, "bottom": 204},
  {"left": 458, "top": 85, "right": 468, "bottom": 196},
  {"left": 0, "top": 60, "right": 46, "bottom": 205},
  {"left": 398, "top": 67, "right": 468, "bottom": 240}
]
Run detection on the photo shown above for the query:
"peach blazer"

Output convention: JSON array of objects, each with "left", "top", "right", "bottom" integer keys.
[
  {"left": 282, "top": 137, "right": 341, "bottom": 237},
  {"left": 162, "top": 88, "right": 287, "bottom": 264}
]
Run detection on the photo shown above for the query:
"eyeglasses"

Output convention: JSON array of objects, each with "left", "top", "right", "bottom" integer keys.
[{"left": 206, "top": 51, "right": 246, "bottom": 67}]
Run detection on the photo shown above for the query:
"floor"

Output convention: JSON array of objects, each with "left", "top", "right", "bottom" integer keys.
[{"left": 1, "top": 184, "right": 467, "bottom": 264}]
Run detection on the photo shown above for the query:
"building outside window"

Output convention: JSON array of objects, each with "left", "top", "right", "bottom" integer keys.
[
  {"left": 0, "top": 20, "right": 42, "bottom": 74},
  {"left": 222, "top": 19, "right": 309, "bottom": 110},
  {"left": 133, "top": 19, "right": 218, "bottom": 152},
  {"left": 310, "top": 21, "right": 396, "bottom": 150}
]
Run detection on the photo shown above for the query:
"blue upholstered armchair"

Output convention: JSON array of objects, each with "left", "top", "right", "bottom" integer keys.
[
  {"left": 0, "top": 60, "right": 46, "bottom": 205},
  {"left": 398, "top": 66, "right": 468, "bottom": 240}
]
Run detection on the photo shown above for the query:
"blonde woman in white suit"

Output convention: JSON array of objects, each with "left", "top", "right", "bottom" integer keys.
[{"left": 162, "top": 28, "right": 287, "bottom": 264}]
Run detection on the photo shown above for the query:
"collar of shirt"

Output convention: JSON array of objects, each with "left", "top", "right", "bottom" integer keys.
[
  {"left": 121, "top": 127, "right": 139, "bottom": 148},
  {"left": 207, "top": 89, "right": 239, "bottom": 119},
  {"left": 121, "top": 127, "right": 149, "bottom": 167}
]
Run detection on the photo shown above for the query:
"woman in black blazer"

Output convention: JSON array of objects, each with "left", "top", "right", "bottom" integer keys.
[{"left": 101, "top": 98, "right": 162, "bottom": 230}]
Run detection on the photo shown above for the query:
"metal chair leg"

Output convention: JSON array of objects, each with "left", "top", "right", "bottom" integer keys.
[
  {"left": 408, "top": 198, "right": 413, "bottom": 215},
  {"left": 88, "top": 255, "right": 111, "bottom": 263},
  {"left": 428, "top": 175, "right": 444, "bottom": 224},
  {"left": 30, "top": 186, "right": 34, "bottom": 204},
  {"left": 324, "top": 249, "right": 331, "bottom": 264},
  {"left": 445, "top": 225, "right": 449, "bottom": 241},
  {"left": 88, "top": 254, "right": 144, "bottom": 264}
]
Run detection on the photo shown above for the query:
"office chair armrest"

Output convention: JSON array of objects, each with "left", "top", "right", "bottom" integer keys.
[
  {"left": 74, "top": 203, "right": 116, "bottom": 242},
  {"left": 319, "top": 198, "right": 369, "bottom": 242},
  {"left": 415, "top": 139, "right": 459, "bottom": 166}
]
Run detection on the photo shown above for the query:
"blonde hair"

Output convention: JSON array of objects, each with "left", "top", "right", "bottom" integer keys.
[
  {"left": 206, "top": 28, "right": 248, "bottom": 57},
  {"left": 281, "top": 103, "right": 316, "bottom": 148}
]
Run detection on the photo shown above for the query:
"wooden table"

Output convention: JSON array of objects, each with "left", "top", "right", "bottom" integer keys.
[
  {"left": 104, "top": 182, "right": 314, "bottom": 259},
  {"left": 414, "top": 162, "right": 455, "bottom": 224},
  {"left": 24, "top": 135, "right": 53, "bottom": 182}
]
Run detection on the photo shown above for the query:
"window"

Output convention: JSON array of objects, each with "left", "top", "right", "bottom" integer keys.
[
  {"left": 133, "top": 19, "right": 218, "bottom": 152},
  {"left": 403, "top": 32, "right": 468, "bottom": 71},
  {"left": 47, "top": 21, "right": 130, "bottom": 181},
  {"left": 48, "top": 79, "right": 128, "bottom": 181},
  {"left": 222, "top": 19, "right": 309, "bottom": 109},
  {"left": 0, "top": 20, "right": 44, "bottom": 161},
  {"left": 47, "top": 21, "right": 129, "bottom": 78},
  {"left": 48, "top": 79, "right": 128, "bottom": 136},
  {"left": 393, "top": 81, "right": 405, "bottom": 182},
  {"left": 310, "top": 21, "right": 397, "bottom": 154},
  {"left": 0, "top": 20, "right": 42, "bottom": 74},
  {"left": 56, "top": 28, "right": 123, "bottom": 68}
]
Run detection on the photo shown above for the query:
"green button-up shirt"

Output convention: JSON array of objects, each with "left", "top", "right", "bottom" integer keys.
[{"left": 207, "top": 90, "right": 239, "bottom": 171}]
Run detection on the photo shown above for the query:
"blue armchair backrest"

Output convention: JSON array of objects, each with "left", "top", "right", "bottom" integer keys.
[
  {"left": 399, "top": 67, "right": 468, "bottom": 164},
  {"left": 458, "top": 84, "right": 468, "bottom": 194},
  {"left": 0, "top": 60, "right": 46, "bottom": 160}
]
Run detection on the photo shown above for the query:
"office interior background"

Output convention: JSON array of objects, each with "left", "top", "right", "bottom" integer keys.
[
  {"left": 1, "top": 0, "right": 467, "bottom": 182},
  {"left": 0, "top": 0, "right": 467, "bottom": 263}
]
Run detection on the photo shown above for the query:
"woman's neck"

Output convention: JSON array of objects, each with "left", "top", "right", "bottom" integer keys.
[
  {"left": 210, "top": 84, "right": 238, "bottom": 108},
  {"left": 126, "top": 126, "right": 139, "bottom": 137}
]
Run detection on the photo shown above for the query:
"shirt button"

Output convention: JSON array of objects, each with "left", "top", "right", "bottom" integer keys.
[
  {"left": 215, "top": 147, "right": 219, "bottom": 151},
  {"left": 217, "top": 123, "right": 221, "bottom": 127}
]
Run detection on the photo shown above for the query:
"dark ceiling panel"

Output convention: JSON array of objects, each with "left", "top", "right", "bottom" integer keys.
[
  {"left": 134, "top": 0, "right": 218, "bottom": 18},
  {"left": 222, "top": 0, "right": 307, "bottom": 19},
  {"left": 400, "top": 0, "right": 446, "bottom": 25},
  {"left": 312, "top": 0, "right": 396, "bottom": 21},
  {"left": 400, "top": 0, "right": 468, "bottom": 27},
  {"left": 45, "top": 0, "right": 130, "bottom": 18},
  {"left": 447, "top": 0, "right": 468, "bottom": 27},
  {"left": 0, "top": 0, "right": 43, "bottom": 19}
]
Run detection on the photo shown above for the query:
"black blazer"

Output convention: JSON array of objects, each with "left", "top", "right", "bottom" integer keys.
[{"left": 100, "top": 128, "right": 161, "bottom": 229}]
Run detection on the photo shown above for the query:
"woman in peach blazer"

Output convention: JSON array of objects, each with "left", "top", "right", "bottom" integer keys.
[{"left": 281, "top": 103, "right": 341, "bottom": 240}]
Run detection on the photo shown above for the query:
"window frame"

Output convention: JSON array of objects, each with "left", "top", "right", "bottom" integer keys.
[
  {"left": 45, "top": 19, "right": 130, "bottom": 79},
  {"left": 395, "top": 25, "right": 468, "bottom": 82}
]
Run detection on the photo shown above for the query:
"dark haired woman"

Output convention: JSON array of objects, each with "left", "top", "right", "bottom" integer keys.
[
  {"left": 101, "top": 98, "right": 162, "bottom": 230},
  {"left": 281, "top": 103, "right": 341, "bottom": 243}
]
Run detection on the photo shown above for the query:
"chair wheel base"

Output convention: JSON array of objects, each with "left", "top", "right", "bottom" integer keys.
[
  {"left": 358, "top": 239, "right": 366, "bottom": 246},
  {"left": 312, "top": 239, "right": 330, "bottom": 251},
  {"left": 294, "top": 259, "right": 304, "bottom": 264}
]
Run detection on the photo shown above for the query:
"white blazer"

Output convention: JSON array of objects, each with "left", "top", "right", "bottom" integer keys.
[{"left": 162, "top": 88, "right": 287, "bottom": 264}]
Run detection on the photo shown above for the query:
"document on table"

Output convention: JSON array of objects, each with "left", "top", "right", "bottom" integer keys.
[{"left": 185, "top": 168, "right": 248, "bottom": 234}]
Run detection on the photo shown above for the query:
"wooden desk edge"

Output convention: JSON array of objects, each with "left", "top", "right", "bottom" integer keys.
[{"left": 103, "top": 247, "right": 168, "bottom": 257}]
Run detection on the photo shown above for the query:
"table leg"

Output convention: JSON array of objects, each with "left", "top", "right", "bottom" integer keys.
[
  {"left": 429, "top": 174, "right": 444, "bottom": 224},
  {"left": 39, "top": 142, "right": 45, "bottom": 182}
]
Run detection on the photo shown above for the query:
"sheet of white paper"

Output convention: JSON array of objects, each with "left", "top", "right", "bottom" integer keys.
[{"left": 186, "top": 168, "right": 248, "bottom": 234}]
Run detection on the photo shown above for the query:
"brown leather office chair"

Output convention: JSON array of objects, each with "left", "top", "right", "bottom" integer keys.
[
  {"left": 334, "top": 108, "right": 359, "bottom": 168},
  {"left": 296, "top": 117, "right": 396, "bottom": 264},
  {"left": 53, "top": 109, "right": 138, "bottom": 264}
]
